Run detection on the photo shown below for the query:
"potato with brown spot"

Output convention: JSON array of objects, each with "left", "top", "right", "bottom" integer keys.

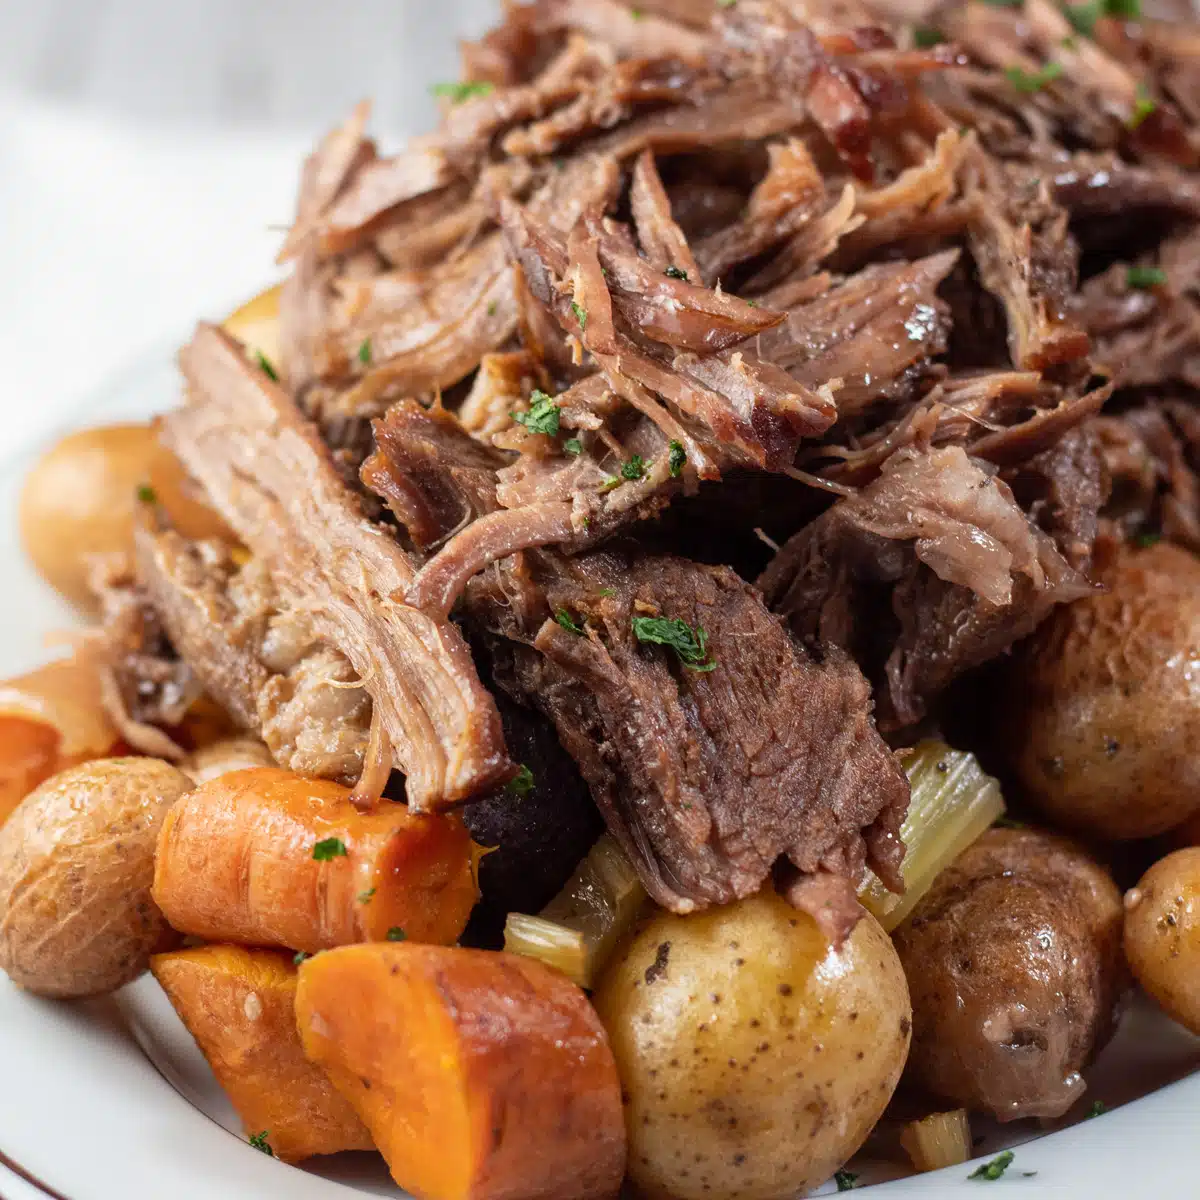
[
  {"left": 592, "top": 891, "right": 910, "bottom": 1200},
  {"left": 1003, "top": 542, "right": 1200, "bottom": 840},
  {"left": 893, "top": 828, "right": 1126, "bottom": 1121},
  {"left": 1124, "top": 848, "right": 1200, "bottom": 1034},
  {"left": 0, "top": 758, "right": 192, "bottom": 997}
]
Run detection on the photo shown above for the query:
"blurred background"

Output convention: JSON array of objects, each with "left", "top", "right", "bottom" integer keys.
[{"left": 0, "top": 0, "right": 497, "bottom": 455}]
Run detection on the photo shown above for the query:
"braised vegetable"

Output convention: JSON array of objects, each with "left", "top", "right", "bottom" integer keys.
[
  {"left": 0, "top": 652, "right": 123, "bottom": 825},
  {"left": 182, "top": 737, "right": 275, "bottom": 785},
  {"left": 1124, "top": 848, "right": 1200, "bottom": 1035},
  {"left": 295, "top": 942, "right": 626, "bottom": 1200},
  {"left": 19, "top": 424, "right": 230, "bottom": 610},
  {"left": 1003, "top": 543, "right": 1200, "bottom": 840},
  {"left": 0, "top": 758, "right": 192, "bottom": 997},
  {"left": 894, "top": 828, "right": 1126, "bottom": 1121},
  {"left": 900, "top": 1110, "right": 972, "bottom": 1173},
  {"left": 504, "top": 833, "right": 645, "bottom": 987},
  {"left": 153, "top": 767, "right": 477, "bottom": 953},
  {"left": 859, "top": 740, "right": 1005, "bottom": 931},
  {"left": 151, "top": 944, "right": 373, "bottom": 1162},
  {"left": 222, "top": 285, "right": 281, "bottom": 368},
  {"left": 592, "top": 891, "right": 911, "bottom": 1200}
]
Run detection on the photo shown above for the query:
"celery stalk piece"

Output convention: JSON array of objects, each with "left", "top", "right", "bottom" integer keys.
[
  {"left": 900, "top": 1109, "right": 973, "bottom": 1173},
  {"left": 859, "top": 740, "right": 1005, "bottom": 931},
  {"left": 504, "top": 833, "right": 646, "bottom": 987}
]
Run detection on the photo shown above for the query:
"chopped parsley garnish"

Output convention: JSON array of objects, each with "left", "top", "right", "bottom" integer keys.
[
  {"left": 555, "top": 608, "right": 586, "bottom": 635},
  {"left": 668, "top": 440, "right": 686, "bottom": 478},
  {"left": 980, "top": 0, "right": 1021, "bottom": 7},
  {"left": 248, "top": 1131, "right": 274, "bottom": 1156},
  {"left": 430, "top": 80, "right": 494, "bottom": 104},
  {"left": 665, "top": 265, "right": 689, "bottom": 281},
  {"left": 1061, "top": 34, "right": 1079, "bottom": 50},
  {"left": 834, "top": 1170, "right": 859, "bottom": 1191},
  {"left": 487, "top": 300, "right": 498, "bottom": 316},
  {"left": 1127, "top": 265, "right": 1167, "bottom": 288},
  {"left": 1066, "top": 2, "right": 1099, "bottom": 33},
  {"left": 745, "top": 298, "right": 758, "bottom": 307},
  {"left": 630, "top": 6, "right": 644, "bottom": 17},
  {"left": 599, "top": 474, "right": 622, "bottom": 493},
  {"left": 632, "top": 615, "right": 716, "bottom": 672},
  {"left": 512, "top": 389, "right": 561, "bottom": 436},
  {"left": 293, "top": 951, "right": 310, "bottom": 965},
  {"left": 621, "top": 455, "right": 646, "bottom": 481},
  {"left": 563, "top": 437, "right": 583, "bottom": 456},
  {"left": 1133, "top": 530, "right": 1162, "bottom": 548},
  {"left": 135, "top": 483, "right": 158, "bottom": 504},
  {"left": 312, "top": 837, "right": 348, "bottom": 861},
  {"left": 255, "top": 350, "right": 279, "bottom": 382},
  {"left": 507, "top": 764, "right": 535, "bottom": 797},
  {"left": 1005, "top": 62, "right": 1064, "bottom": 93},
  {"left": 716, "top": 0, "right": 737, "bottom": 7},
  {"left": 969, "top": 1151, "right": 1014, "bottom": 1181},
  {"left": 913, "top": 26, "right": 945, "bottom": 47},
  {"left": 357, "top": 337, "right": 372, "bottom": 366},
  {"left": 386, "top": 927, "right": 407, "bottom": 942},
  {"left": 1086, "top": 1099, "right": 1108, "bottom": 1118},
  {"left": 598, "top": 587, "right": 617, "bottom": 598},
  {"left": 1106, "top": 0, "right": 1140, "bottom": 16},
  {"left": 357, "top": 888, "right": 377, "bottom": 904},
  {"left": 570, "top": 300, "right": 588, "bottom": 330},
  {"left": 1128, "top": 85, "right": 1157, "bottom": 130}
]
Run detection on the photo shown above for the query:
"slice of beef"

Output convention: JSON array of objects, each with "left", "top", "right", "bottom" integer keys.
[
  {"left": 472, "top": 548, "right": 909, "bottom": 941},
  {"left": 165, "top": 323, "right": 512, "bottom": 810},
  {"left": 87, "top": 553, "right": 201, "bottom": 762},
  {"left": 134, "top": 527, "right": 373, "bottom": 783},
  {"left": 760, "top": 445, "right": 1094, "bottom": 728}
]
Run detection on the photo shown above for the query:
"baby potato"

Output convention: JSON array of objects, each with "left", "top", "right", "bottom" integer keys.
[
  {"left": 183, "top": 737, "right": 275, "bottom": 785},
  {"left": 894, "top": 828, "right": 1126, "bottom": 1122},
  {"left": 1124, "top": 848, "right": 1200, "bottom": 1034},
  {"left": 592, "top": 892, "right": 910, "bottom": 1200},
  {"left": 0, "top": 758, "right": 193, "bottom": 998},
  {"left": 1003, "top": 542, "right": 1200, "bottom": 840},
  {"left": 20, "top": 424, "right": 229, "bottom": 610},
  {"left": 222, "top": 284, "right": 281, "bottom": 367}
]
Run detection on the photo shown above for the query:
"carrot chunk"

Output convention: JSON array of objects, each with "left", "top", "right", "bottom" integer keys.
[
  {"left": 151, "top": 944, "right": 373, "bottom": 1162},
  {"left": 295, "top": 942, "right": 626, "bottom": 1200},
  {"left": 153, "top": 767, "right": 477, "bottom": 952}
]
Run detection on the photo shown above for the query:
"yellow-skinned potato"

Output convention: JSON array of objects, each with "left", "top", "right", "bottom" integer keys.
[
  {"left": 1003, "top": 543, "right": 1200, "bottom": 840},
  {"left": 0, "top": 758, "right": 193, "bottom": 997},
  {"left": 592, "top": 893, "right": 910, "bottom": 1200},
  {"left": 20, "top": 425, "right": 230, "bottom": 610},
  {"left": 1125, "top": 848, "right": 1200, "bottom": 1034},
  {"left": 222, "top": 284, "right": 280, "bottom": 367}
]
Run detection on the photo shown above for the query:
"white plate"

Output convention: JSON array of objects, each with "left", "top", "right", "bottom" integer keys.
[{"left": 1, "top": 347, "right": 1198, "bottom": 1199}]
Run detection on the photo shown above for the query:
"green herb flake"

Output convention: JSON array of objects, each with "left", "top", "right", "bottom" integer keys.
[
  {"left": 1127, "top": 265, "right": 1167, "bottom": 289},
  {"left": 969, "top": 1151, "right": 1014, "bottom": 1181},
  {"left": 630, "top": 5, "right": 644, "bottom": 17},
  {"left": 563, "top": 437, "right": 583, "bottom": 456},
  {"left": 512, "top": 389, "right": 561, "bottom": 436},
  {"left": 386, "top": 927, "right": 407, "bottom": 942},
  {"left": 1061, "top": 34, "right": 1079, "bottom": 50},
  {"left": 293, "top": 951, "right": 310, "bottom": 966},
  {"left": 980, "top": 0, "right": 1022, "bottom": 7},
  {"left": 745, "top": 298, "right": 758, "bottom": 307},
  {"left": 621, "top": 455, "right": 646, "bottom": 481},
  {"left": 1066, "top": 2, "right": 1099, "bottom": 33},
  {"left": 430, "top": 80, "right": 495, "bottom": 104},
  {"left": 1133, "top": 530, "right": 1162, "bottom": 548},
  {"left": 1086, "top": 1099, "right": 1109, "bottom": 1118},
  {"left": 716, "top": 0, "right": 737, "bottom": 7},
  {"left": 599, "top": 474, "right": 622, "bottom": 493},
  {"left": 668, "top": 440, "right": 686, "bottom": 478},
  {"left": 555, "top": 608, "right": 586, "bottom": 635},
  {"left": 487, "top": 300, "right": 499, "bottom": 316},
  {"left": 913, "top": 26, "right": 945, "bottom": 47},
  {"left": 507, "top": 764, "right": 535, "bottom": 797},
  {"left": 598, "top": 587, "right": 617, "bottom": 598},
  {"left": 312, "top": 837, "right": 348, "bottom": 862},
  {"left": 357, "top": 338, "right": 372, "bottom": 366},
  {"left": 570, "top": 300, "right": 588, "bottom": 330},
  {"left": 1128, "top": 85, "right": 1157, "bottom": 130},
  {"left": 255, "top": 350, "right": 279, "bottom": 382},
  {"left": 1005, "top": 62, "right": 1064, "bottom": 93},
  {"left": 834, "top": 1170, "right": 859, "bottom": 1192},
  {"left": 357, "top": 887, "right": 377, "bottom": 905},
  {"left": 664, "top": 265, "right": 689, "bottom": 281},
  {"left": 248, "top": 1131, "right": 274, "bottom": 1157},
  {"left": 1106, "top": 0, "right": 1140, "bottom": 17},
  {"left": 632, "top": 615, "right": 716, "bottom": 672},
  {"left": 135, "top": 483, "right": 158, "bottom": 504}
]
